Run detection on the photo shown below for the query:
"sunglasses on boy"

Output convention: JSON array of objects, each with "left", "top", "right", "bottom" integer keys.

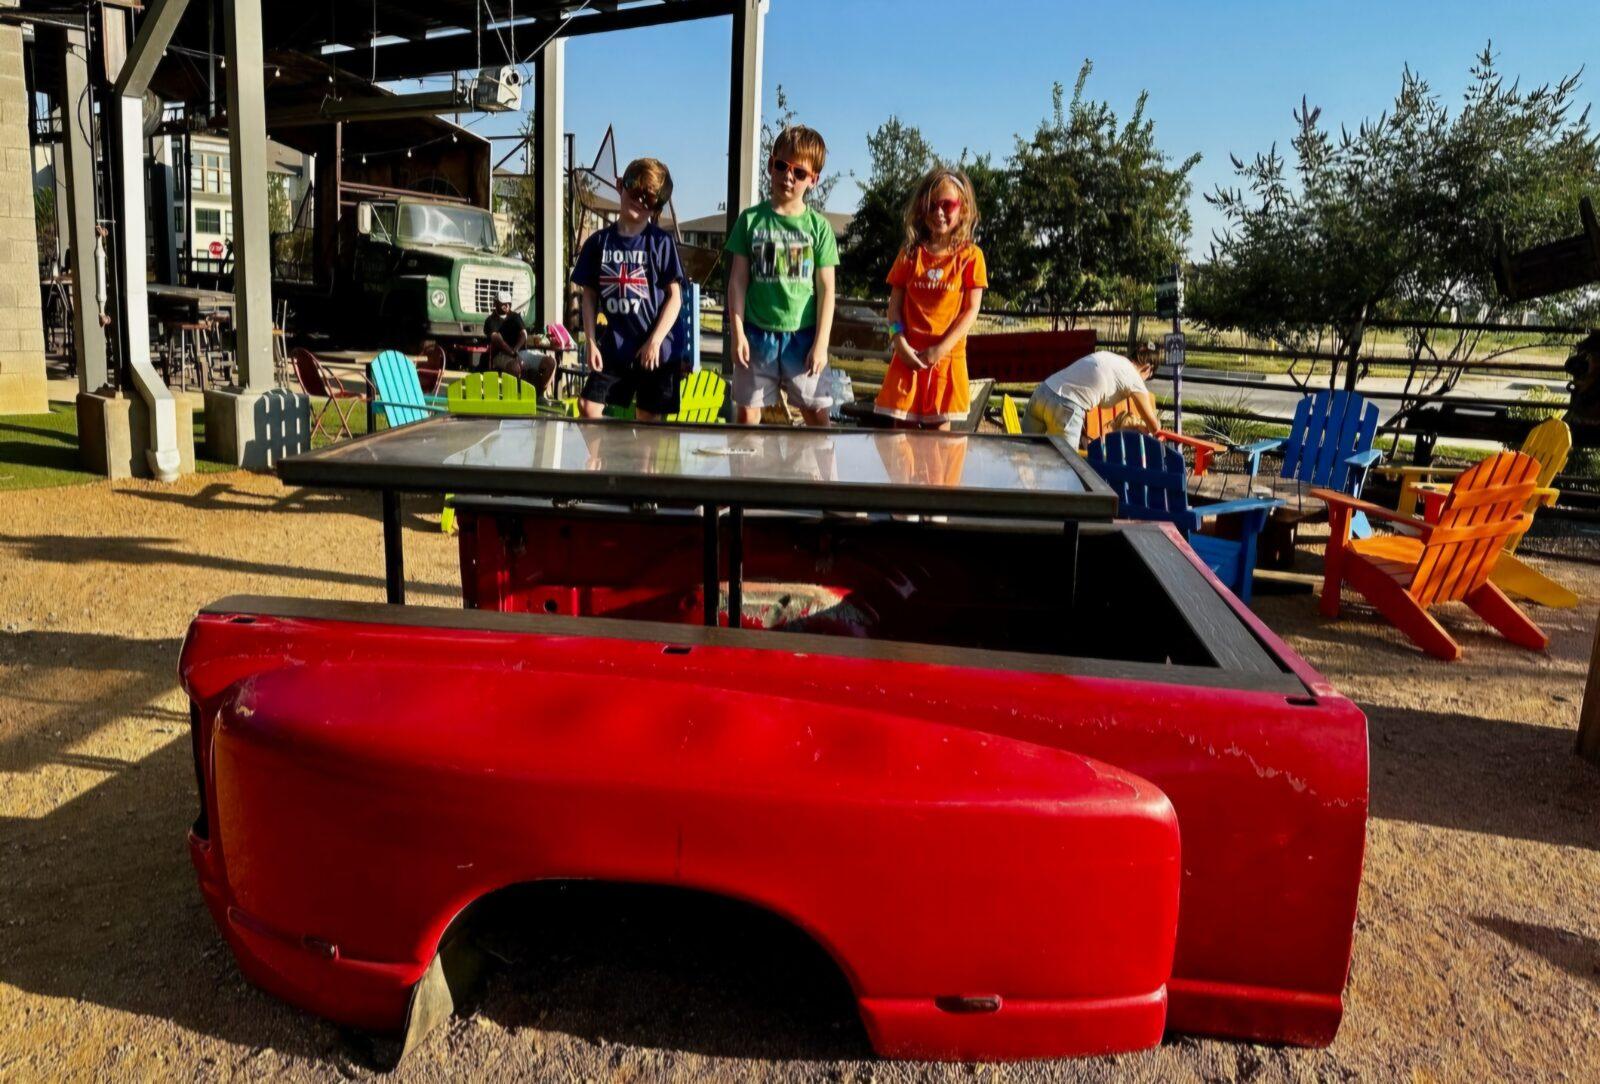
[
  {"left": 616, "top": 178, "right": 662, "bottom": 211},
  {"left": 769, "top": 157, "right": 814, "bottom": 183}
]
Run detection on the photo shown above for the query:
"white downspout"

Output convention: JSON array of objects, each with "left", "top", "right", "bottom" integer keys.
[{"left": 117, "top": 94, "right": 180, "bottom": 482}]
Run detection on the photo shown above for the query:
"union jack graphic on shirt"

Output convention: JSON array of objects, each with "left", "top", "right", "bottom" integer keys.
[{"left": 600, "top": 263, "right": 650, "bottom": 302}]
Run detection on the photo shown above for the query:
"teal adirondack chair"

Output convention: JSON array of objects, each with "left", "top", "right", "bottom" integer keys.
[
  {"left": 667, "top": 369, "right": 727, "bottom": 423},
  {"left": 1089, "top": 431, "right": 1283, "bottom": 603},
  {"left": 368, "top": 350, "right": 447, "bottom": 429},
  {"left": 1237, "top": 388, "right": 1383, "bottom": 536}
]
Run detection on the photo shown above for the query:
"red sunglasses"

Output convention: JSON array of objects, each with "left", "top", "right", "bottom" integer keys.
[
  {"left": 931, "top": 198, "right": 963, "bottom": 217},
  {"left": 769, "top": 157, "right": 814, "bottom": 183}
]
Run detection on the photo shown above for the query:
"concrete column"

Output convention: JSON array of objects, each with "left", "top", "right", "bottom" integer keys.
[
  {"left": 533, "top": 38, "right": 565, "bottom": 329},
  {"left": 725, "top": 0, "right": 766, "bottom": 233},
  {"left": 222, "top": 0, "right": 271, "bottom": 392},
  {"left": 203, "top": 0, "right": 309, "bottom": 467},
  {"left": 54, "top": 27, "right": 108, "bottom": 392},
  {"left": 0, "top": 12, "right": 48, "bottom": 415}
]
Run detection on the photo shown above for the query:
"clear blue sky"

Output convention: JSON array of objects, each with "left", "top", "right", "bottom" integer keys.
[{"left": 449, "top": 0, "right": 1600, "bottom": 255}]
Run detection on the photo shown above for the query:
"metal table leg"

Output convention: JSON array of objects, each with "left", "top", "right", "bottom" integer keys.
[
  {"left": 727, "top": 504, "right": 744, "bottom": 629},
  {"left": 1063, "top": 519, "right": 1080, "bottom": 612},
  {"left": 702, "top": 503, "right": 720, "bottom": 627},
  {"left": 383, "top": 490, "right": 405, "bottom": 604}
]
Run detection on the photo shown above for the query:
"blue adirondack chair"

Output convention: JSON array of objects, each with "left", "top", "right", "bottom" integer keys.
[
  {"left": 368, "top": 349, "right": 447, "bottom": 429},
  {"left": 1237, "top": 388, "right": 1383, "bottom": 536},
  {"left": 672, "top": 281, "right": 702, "bottom": 370},
  {"left": 1089, "top": 431, "right": 1283, "bottom": 603}
]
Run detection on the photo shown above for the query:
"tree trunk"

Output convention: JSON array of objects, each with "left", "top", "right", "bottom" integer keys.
[{"left": 1341, "top": 312, "right": 1368, "bottom": 394}]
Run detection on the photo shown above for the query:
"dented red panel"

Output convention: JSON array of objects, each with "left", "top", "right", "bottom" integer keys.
[
  {"left": 183, "top": 610, "right": 1183, "bottom": 1058},
  {"left": 180, "top": 592, "right": 1365, "bottom": 1059}
]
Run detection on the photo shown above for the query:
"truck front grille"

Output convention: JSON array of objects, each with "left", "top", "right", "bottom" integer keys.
[{"left": 460, "top": 265, "right": 532, "bottom": 315}]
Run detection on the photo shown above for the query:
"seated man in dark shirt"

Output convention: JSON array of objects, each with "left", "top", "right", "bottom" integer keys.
[{"left": 483, "top": 291, "right": 555, "bottom": 394}]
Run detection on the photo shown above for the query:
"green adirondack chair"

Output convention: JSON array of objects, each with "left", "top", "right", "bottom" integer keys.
[
  {"left": 604, "top": 369, "right": 727, "bottom": 423},
  {"left": 439, "top": 372, "right": 554, "bottom": 534},
  {"left": 447, "top": 372, "right": 544, "bottom": 416},
  {"left": 667, "top": 369, "right": 727, "bottom": 424}
]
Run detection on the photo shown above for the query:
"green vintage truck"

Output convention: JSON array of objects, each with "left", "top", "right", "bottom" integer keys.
[
  {"left": 277, "top": 193, "right": 534, "bottom": 347},
  {"left": 349, "top": 196, "right": 534, "bottom": 342}
]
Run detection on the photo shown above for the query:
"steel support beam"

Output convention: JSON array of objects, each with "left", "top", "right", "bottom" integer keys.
[
  {"left": 151, "top": 135, "right": 179, "bottom": 285},
  {"left": 533, "top": 37, "right": 565, "bottom": 329},
  {"left": 110, "top": 0, "right": 184, "bottom": 97},
  {"left": 344, "top": 0, "right": 738, "bottom": 83},
  {"left": 111, "top": 0, "right": 189, "bottom": 480},
  {"left": 223, "top": 0, "right": 273, "bottom": 391},
  {"left": 53, "top": 27, "right": 107, "bottom": 391},
  {"left": 726, "top": 0, "right": 765, "bottom": 233}
]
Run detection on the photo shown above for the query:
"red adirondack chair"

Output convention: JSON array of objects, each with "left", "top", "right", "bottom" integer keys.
[
  {"left": 291, "top": 348, "right": 366, "bottom": 441},
  {"left": 1314, "top": 451, "right": 1546, "bottom": 661}
]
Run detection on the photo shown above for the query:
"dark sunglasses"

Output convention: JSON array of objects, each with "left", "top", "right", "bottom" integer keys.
[
  {"left": 769, "top": 157, "right": 814, "bottom": 183},
  {"left": 616, "top": 177, "right": 662, "bottom": 210},
  {"left": 931, "top": 198, "right": 962, "bottom": 217}
]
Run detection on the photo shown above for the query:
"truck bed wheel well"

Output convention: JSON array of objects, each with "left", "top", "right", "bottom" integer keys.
[{"left": 411, "top": 880, "right": 869, "bottom": 1061}]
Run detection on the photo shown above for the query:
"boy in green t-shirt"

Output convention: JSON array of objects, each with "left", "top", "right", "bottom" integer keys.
[{"left": 725, "top": 125, "right": 839, "bottom": 426}]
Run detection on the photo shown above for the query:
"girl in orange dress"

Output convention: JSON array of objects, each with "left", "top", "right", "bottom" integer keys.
[{"left": 874, "top": 167, "right": 987, "bottom": 429}]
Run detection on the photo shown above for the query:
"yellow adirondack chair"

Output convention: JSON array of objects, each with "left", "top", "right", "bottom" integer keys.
[
  {"left": 1000, "top": 394, "right": 1022, "bottom": 435},
  {"left": 1383, "top": 418, "right": 1573, "bottom": 607},
  {"left": 446, "top": 371, "right": 544, "bottom": 416},
  {"left": 439, "top": 373, "right": 552, "bottom": 533},
  {"left": 667, "top": 369, "right": 727, "bottom": 424}
]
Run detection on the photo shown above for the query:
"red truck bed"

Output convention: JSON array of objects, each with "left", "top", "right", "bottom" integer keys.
[{"left": 180, "top": 518, "right": 1365, "bottom": 1061}]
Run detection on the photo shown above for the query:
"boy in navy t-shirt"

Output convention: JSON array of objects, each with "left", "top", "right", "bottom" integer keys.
[{"left": 571, "top": 158, "right": 687, "bottom": 419}]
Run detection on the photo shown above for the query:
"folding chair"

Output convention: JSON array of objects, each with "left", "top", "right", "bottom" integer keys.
[{"left": 291, "top": 348, "right": 365, "bottom": 441}]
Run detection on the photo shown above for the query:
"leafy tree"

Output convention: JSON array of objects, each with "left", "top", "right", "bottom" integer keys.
[
  {"left": 1007, "top": 62, "right": 1199, "bottom": 320},
  {"left": 1191, "top": 45, "right": 1600, "bottom": 390},
  {"left": 34, "top": 187, "right": 56, "bottom": 270},
  {"left": 760, "top": 85, "right": 840, "bottom": 209},
  {"left": 838, "top": 117, "right": 937, "bottom": 296},
  {"left": 961, "top": 151, "right": 1024, "bottom": 307}
]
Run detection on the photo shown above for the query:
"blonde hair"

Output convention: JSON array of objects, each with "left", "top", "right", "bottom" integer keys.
[
  {"left": 620, "top": 157, "right": 673, "bottom": 222},
  {"left": 772, "top": 125, "right": 828, "bottom": 174},
  {"left": 902, "top": 167, "right": 979, "bottom": 255}
]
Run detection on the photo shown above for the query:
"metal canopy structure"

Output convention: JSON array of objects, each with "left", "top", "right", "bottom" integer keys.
[{"left": 17, "top": 0, "right": 767, "bottom": 476}]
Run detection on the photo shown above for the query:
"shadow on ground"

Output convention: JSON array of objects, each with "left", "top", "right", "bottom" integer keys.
[
  {"left": 0, "top": 630, "right": 181, "bottom": 773},
  {"left": 1473, "top": 915, "right": 1600, "bottom": 989},
  {"left": 123, "top": 480, "right": 442, "bottom": 531},
  {"left": 1367, "top": 704, "right": 1600, "bottom": 850},
  {"left": 462, "top": 882, "right": 873, "bottom": 1061},
  {"left": 0, "top": 532, "right": 455, "bottom": 600}
]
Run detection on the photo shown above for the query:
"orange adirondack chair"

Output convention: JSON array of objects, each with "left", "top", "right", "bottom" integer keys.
[
  {"left": 1081, "top": 392, "right": 1227, "bottom": 475},
  {"left": 1315, "top": 451, "right": 1546, "bottom": 661}
]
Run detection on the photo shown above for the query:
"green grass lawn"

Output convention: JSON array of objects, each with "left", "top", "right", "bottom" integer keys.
[{"left": 0, "top": 401, "right": 238, "bottom": 492}]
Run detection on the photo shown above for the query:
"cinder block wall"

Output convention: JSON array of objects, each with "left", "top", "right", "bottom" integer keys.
[{"left": 0, "top": 8, "right": 47, "bottom": 415}]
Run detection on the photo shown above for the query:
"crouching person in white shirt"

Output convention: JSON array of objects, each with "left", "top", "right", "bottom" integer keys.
[{"left": 1024, "top": 342, "right": 1162, "bottom": 450}]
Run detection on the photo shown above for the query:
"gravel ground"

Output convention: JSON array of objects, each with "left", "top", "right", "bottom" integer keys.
[{"left": 2, "top": 469, "right": 1598, "bottom": 1082}]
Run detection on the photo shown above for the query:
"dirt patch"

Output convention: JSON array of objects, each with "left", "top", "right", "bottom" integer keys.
[{"left": 1, "top": 470, "right": 1598, "bottom": 1081}]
